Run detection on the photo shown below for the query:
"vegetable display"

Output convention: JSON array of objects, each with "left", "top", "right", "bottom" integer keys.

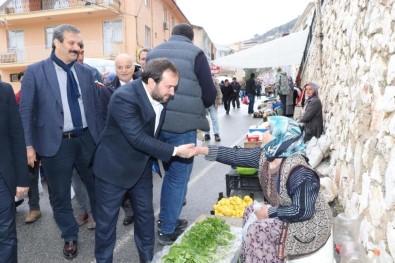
[
  {"left": 162, "top": 217, "right": 236, "bottom": 263},
  {"left": 213, "top": 195, "right": 253, "bottom": 218}
]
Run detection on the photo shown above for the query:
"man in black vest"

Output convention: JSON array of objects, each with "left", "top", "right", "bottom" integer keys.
[{"left": 147, "top": 23, "right": 216, "bottom": 245}]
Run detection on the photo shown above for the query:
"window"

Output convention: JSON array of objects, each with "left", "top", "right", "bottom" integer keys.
[
  {"left": 103, "top": 19, "right": 123, "bottom": 56},
  {"left": 145, "top": 26, "right": 151, "bottom": 48},
  {"left": 7, "top": 29, "right": 24, "bottom": 62},
  {"left": 163, "top": 7, "right": 167, "bottom": 23},
  {"left": 171, "top": 15, "right": 175, "bottom": 30},
  {"left": 45, "top": 27, "right": 55, "bottom": 49}
]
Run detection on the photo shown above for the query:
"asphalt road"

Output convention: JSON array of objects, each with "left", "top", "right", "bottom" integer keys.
[{"left": 15, "top": 99, "right": 265, "bottom": 263}]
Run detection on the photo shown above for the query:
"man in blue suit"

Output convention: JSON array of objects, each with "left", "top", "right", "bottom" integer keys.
[
  {"left": 93, "top": 58, "right": 196, "bottom": 263},
  {"left": 0, "top": 81, "right": 29, "bottom": 263},
  {"left": 19, "top": 24, "right": 102, "bottom": 259}
]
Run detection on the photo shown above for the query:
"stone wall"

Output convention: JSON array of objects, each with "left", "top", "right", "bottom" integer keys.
[{"left": 301, "top": 0, "right": 395, "bottom": 259}]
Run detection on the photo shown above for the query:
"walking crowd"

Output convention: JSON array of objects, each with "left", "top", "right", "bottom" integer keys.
[{"left": 1, "top": 22, "right": 326, "bottom": 263}]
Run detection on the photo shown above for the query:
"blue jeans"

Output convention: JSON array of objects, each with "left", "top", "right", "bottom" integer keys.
[
  {"left": 159, "top": 130, "right": 196, "bottom": 234},
  {"left": 247, "top": 94, "right": 255, "bottom": 113},
  {"left": 205, "top": 105, "right": 219, "bottom": 135}
]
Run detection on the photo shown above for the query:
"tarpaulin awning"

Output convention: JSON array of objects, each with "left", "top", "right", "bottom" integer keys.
[{"left": 212, "top": 29, "right": 309, "bottom": 69}]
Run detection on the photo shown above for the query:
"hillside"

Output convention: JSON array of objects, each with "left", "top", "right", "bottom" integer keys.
[{"left": 249, "top": 17, "right": 299, "bottom": 43}]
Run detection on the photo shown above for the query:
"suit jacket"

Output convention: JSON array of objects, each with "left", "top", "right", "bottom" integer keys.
[
  {"left": 0, "top": 82, "right": 29, "bottom": 197},
  {"left": 98, "top": 76, "right": 122, "bottom": 124},
  {"left": 93, "top": 79, "right": 174, "bottom": 189},
  {"left": 19, "top": 57, "right": 103, "bottom": 157}
]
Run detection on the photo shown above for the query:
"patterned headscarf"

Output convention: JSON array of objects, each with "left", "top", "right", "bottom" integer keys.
[
  {"left": 306, "top": 82, "right": 319, "bottom": 98},
  {"left": 262, "top": 116, "right": 305, "bottom": 161}
]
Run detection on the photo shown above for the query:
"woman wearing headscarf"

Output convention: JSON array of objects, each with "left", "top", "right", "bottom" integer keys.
[
  {"left": 298, "top": 82, "right": 323, "bottom": 142},
  {"left": 194, "top": 116, "right": 332, "bottom": 262}
]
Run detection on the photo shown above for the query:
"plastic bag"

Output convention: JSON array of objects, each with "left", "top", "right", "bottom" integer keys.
[
  {"left": 320, "top": 177, "right": 338, "bottom": 203},
  {"left": 242, "top": 96, "right": 249, "bottom": 105},
  {"left": 242, "top": 200, "right": 262, "bottom": 239}
]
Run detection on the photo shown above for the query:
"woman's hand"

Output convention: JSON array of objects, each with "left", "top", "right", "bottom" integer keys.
[{"left": 254, "top": 204, "right": 269, "bottom": 219}]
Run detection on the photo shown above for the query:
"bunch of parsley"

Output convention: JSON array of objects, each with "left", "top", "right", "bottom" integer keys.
[{"left": 162, "top": 217, "right": 235, "bottom": 263}]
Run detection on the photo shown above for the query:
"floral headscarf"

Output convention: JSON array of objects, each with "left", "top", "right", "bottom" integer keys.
[{"left": 262, "top": 116, "right": 305, "bottom": 161}]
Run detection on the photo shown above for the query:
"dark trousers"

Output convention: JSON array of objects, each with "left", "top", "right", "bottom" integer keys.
[
  {"left": 95, "top": 163, "right": 154, "bottom": 262},
  {"left": 232, "top": 95, "right": 240, "bottom": 108},
  {"left": 40, "top": 130, "right": 96, "bottom": 241},
  {"left": 0, "top": 173, "right": 17, "bottom": 263},
  {"left": 247, "top": 94, "right": 255, "bottom": 114},
  {"left": 223, "top": 97, "right": 231, "bottom": 113},
  {"left": 28, "top": 162, "right": 40, "bottom": 211},
  {"left": 279, "top": 94, "right": 287, "bottom": 116}
]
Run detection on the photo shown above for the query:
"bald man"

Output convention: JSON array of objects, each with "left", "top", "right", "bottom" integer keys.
[
  {"left": 98, "top": 53, "right": 136, "bottom": 122},
  {"left": 98, "top": 53, "right": 136, "bottom": 226}
]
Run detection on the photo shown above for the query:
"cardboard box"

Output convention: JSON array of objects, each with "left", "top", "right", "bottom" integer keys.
[{"left": 244, "top": 140, "right": 262, "bottom": 148}]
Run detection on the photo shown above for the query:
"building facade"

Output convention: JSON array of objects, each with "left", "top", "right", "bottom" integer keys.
[{"left": 0, "top": 0, "right": 190, "bottom": 91}]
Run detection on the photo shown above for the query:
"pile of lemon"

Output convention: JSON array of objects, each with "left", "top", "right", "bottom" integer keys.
[{"left": 213, "top": 195, "right": 253, "bottom": 218}]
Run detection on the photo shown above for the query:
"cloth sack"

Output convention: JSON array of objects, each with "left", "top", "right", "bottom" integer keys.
[{"left": 293, "top": 106, "right": 303, "bottom": 120}]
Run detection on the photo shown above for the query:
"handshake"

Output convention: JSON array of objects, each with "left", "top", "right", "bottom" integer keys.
[{"left": 175, "top": 144, "right": 208, "bottom": 159}]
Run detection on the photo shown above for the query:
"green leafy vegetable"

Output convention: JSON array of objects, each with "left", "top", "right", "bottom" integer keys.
[{"left": 162, "top": 217, "right": 235, "bottom": 263}]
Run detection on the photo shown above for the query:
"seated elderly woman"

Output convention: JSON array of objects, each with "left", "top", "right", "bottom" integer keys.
[
  {"left": 194, "top": 116, "right": 332, "bottom": 262},
  {"left": 298, "top": 82, "right": 323, "bottom": 142}
]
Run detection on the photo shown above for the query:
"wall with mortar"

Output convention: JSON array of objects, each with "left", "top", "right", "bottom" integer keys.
[{"left": 301, "top": 0, "right": 395, "bottom": 259}]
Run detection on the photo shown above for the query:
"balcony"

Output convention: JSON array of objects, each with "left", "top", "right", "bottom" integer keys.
[
  {"left": 0, "top": 52, "right": 17, "bottom": 63},
  {"left": 0, "top": 0, "right": 121, "bottom": 17},
  {"left": 0, "top": 40, "right": 127, "bottom": 69}
]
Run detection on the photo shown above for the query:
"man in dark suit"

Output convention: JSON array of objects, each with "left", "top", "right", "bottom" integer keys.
[
  {"left": 93, "top": 58, "right": 196, "bottom": 263},
  {"left": 0, "top": 81, "right": 29, "bottom": 262},
  {"left": 19, "top": 24, "right": 102, "bottom": 259}
]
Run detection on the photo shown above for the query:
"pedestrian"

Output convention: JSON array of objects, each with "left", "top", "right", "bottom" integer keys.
[
  {"left": 147, "top": 23, "right": 216, "bottom": 245},
  {"left": 19, "top": 24, "right": 102, "bottom": 260},
  {"left": 0, "top": 81, "right": 30, "bottom": 262},
  {"left": 297, "top": 82, "right": 323, "bottom": 142},
  {"left": 77, "top": 41, "right": 102, "bottom": 83},
  {"left": 256, "top": 79, "right": 262, "bottom": 99},
  {"left": 93, "top": 58, "right": 197, "bottom": 263},
  {"left": 204, "top": 77, "right": 222, "bottom": 142},
  {"left": 246, "top": 73, "right": 257, "bottom": 114},
  {"left": 98, "top": 53, "right": 136, "bottom": 226},
  {"left": 274, "top": 67, "right": 290, "bottom": 116},
  {"left": 138, "top": 47, "right": 150, "bottom": 69},
  {"left": 16, "top": 72, "right": 43, "bottom": 224},
  {"left": 231, "top": 77, "right": 241, "bottom": 109},
  {"left": 221, "top": 79, "right": 233, "bottom": 115},
  {"left": 68, "top": 41, "right": 103, "bottom": 230}
]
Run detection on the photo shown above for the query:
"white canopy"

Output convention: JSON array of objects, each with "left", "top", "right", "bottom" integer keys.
[{"left": 212, "top": 29, "right": 309, "bottom": 69}]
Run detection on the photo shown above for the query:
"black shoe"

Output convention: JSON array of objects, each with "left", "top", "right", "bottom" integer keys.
[
  {"left": 63, "top": 240, "right": 78, "bottom": 260},
  {"left": 157, "top": 218, "right": 188, "bottom": 232},
  {"left": 214, "top": 134, "right": 221, "bottom": 142},
  {"left": 123, "top": 216, "right": 134, "bottom": 226},
  {"left": 204, "top": 134, "right": 211, "bottom": 141},
  {"left": 15, "top": 199, "right": 24, "bottom": 208},
  {"left": 157, "top": 228, "right": 184, "bottom": 246},
  {"left": 226, "top": 111, "right": 229, "bottom": 114},
  {"left": 140, "top": 260, "right": 151, "bottom": 263}
]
